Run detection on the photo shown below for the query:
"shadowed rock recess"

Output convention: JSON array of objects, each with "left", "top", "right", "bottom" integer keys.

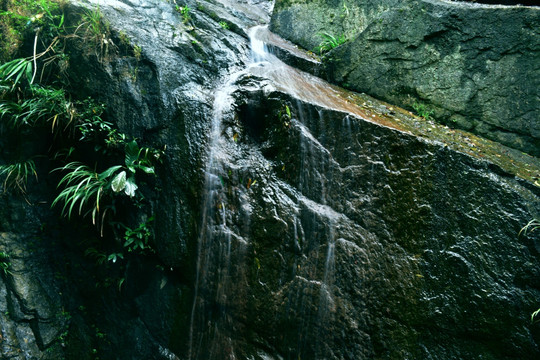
[
  {"left": 0, "top": 0, "right": 539, "bottom": 359},
  {"left": 271, "top": 0, "right": 540, "bottom": 156}
]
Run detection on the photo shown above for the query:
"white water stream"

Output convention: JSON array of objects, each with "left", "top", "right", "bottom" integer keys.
[{"left": 189, "top": 24, "right": 342, "bottom": 359}]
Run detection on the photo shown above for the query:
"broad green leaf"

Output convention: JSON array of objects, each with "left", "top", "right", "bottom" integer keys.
[
  {"left": 138, "top": 165, "right": 155, "bottom": 174},
  {"left": 25, "top": 60, "right": 33, "bottom": 84},
  {"left": 99, "top": 165, "right": 123, "bottom": 179},
  {"left": 125, "top": 140, "right": 139, "bottom": 168},
  {"left": 111, "top": 171, "right": 127, "bottom": 192},
  {"left": 124, "top": 176, "right": 138, "bottom": 197}
]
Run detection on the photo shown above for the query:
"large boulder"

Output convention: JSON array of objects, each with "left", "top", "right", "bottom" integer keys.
[
  {"left": 184, "top": 67, "right": 540, "bottom": 358},
  {"left": 271, "top": 0, "right": 540, "bottom": 156}
]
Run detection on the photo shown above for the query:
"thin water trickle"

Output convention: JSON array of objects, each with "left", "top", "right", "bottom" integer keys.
[
  {"left": 190, "top": 24, "right": 348, "bottom": 359},
  {"left": 189, "top": 24, "right": 281, "bottom": 360},
  {"left": 247, "top": 26, "right": 343, "bottom": 357},
  {"left": 248, "top": 26, "right": 269, "bottom": 63},
  {"left": 188, "top": 69, "right": 248, "bottom": 359}
]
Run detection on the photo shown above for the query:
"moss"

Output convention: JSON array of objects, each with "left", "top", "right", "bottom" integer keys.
[{"left": 335, "top": 88, "right": 540, "bottom": 186}]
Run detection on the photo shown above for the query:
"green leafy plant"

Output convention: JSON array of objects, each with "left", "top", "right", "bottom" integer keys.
[
  {"left": 107, "top": 252, "right": 124, "bottom": 264},
  {"left": 176, "top": 5, "right": 191, "bottom": 23},
  {"left": 133, "top": 44, "right": 142, "bottom": 61},
  {"left": 75, "top": 99, "right": 123, "bottom": 146},
  {"left": 0, "top": 159, "right": 38, "bottom": 193},
  {"left": 0, "top": 0, "right": 65, "bottom": 61},
  {"left": 1, "top": 85, "right": 73, "bottom": 129},
  {"left": 532, "top": 308, "right": 540, "bottom": 324},
  {"left": 519, "top": 218, "right": 539, "bottom": 237},
  {"left": 37, "top": 0, "right": 65, "bottom": 31},
  {"left": 0, "top": 57, "right": 33, "bottom": 90},
  {"left": 0, "top": 251, "right": 10, "bottom": 274},
  {"left": 77, "top": 5, "right": 114, "bottom": 61},
  {"left": 119, "top": 216, "right": 154, "bottom": 254},
  {"left": 278, "top": 104, "right": 292, "bottom": 129},
  {"left": 0, "top": 56, "right": 77, "bottom": 132},
  {"left": 51, "top": 161, "right": 122, "bottom": 224},
  {"left": 412, "top": 101, "right": 434, "bottom": 121},
  {"left": 0, "top": 0, "right": 163, "bottom": 271},
  {"left": 52, "top": 139, "right": 161, "bottom": 230},
  {"left": 315, "top": 32, "right": 348, "bottom": 54},
  {"left": 219, "top": 21, "right": 229, "bottom": 30},
  {"left": 84, "top": 247, "right": 109, "bottom": 265}
]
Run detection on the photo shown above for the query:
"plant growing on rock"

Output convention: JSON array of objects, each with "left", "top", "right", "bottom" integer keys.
[
  {"left": 532, "top": 308, "right": 540, "bottom": 324},
  {"left": 52, "top": 138, "right": 162, "bottom": 232},
  {"left": 117, "top": 216, "right": 155, "bottom": 254},
  {"left": 519, "top": 218, "right": 539, "bottom": 237},
  {"left": 315, "top": 32, "right": 348, "bottom": 54},
  {"left": 0, "top": 0, "right": 164, "bottom": 253},
  {"left": 176, "top": 5, "right": 191, "bottom": 23},
  {"left": 0, "top": 159, "right": 38, "bottom": 193},
  {"left": 412, "top": 100, "right": 434, "bottom": 121},
  {"left": 77, "top": 5, "right": 116, "bottom": 61},
  {"left": 0, "top": 251, "right": 10, "bottom": 274},
  {"left": 0, "top": 57, "right": 33, "bottom": 90}
]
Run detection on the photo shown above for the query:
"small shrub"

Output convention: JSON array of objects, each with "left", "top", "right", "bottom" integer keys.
[
  {"left": 77, "top": 5, "right": 115, "bottom": 61},
  {"left": 219, "top": 21, "right": 229, "bottom": 30},
  {"left": 118, "top": 216, "right": 154, "bottom": 254},
  {"left": 176, "top": 5, "right": 191, "bottom": 23},
  {"left": 75, "top": 99, "right": 123, "bottom": 145},
  {"left": 51, "top": 161, "right": 122, "bottom": 224},
  {"left": 52, "top": 139, "right": 162, "bottom": 231}
]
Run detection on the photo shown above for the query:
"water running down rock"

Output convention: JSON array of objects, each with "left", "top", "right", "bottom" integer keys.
[{"left": 0, "top": 0, "right": 538, "bottom": 359}]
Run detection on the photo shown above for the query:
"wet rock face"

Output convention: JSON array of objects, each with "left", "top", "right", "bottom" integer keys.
[
  {"left": 65, "top": 0, "right": 259, "bottom": 269},
  {"left": 270, "top": 0, "right": 540, "bottom": 156},
  {"left": 220, "top": 86, "right": 540, "bottom": 359},
  {"left": 0, "top": 195, "right": 67, "bottom": 359},
  {"left": 1, "top": 0, "right": 539, "bottom": 359},
  {"left": 1, "top": 0, "right": 265, "bottom": 358}
]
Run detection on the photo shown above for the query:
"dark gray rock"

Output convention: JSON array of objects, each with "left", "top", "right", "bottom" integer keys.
[
  {"left": 64, "top": 0, "right": 257, "bottom": 269},
  {"left": 1, "top": 0, "right": 539, "bottom": 359},
  {"left": 270, "top": 0, "right": 540, "bottom": 156},
  {"left": 0, "top": 198, "right": 67, "bottom": 359},
  {"left": 191, "top": 77, "right": 540, "bottom": 359}
]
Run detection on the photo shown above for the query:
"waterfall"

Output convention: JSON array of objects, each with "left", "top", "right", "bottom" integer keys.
[
  {"left": 189, "top": 24, "right": 344, "bottom": 359},
  {"left": 188, "top": 25, "right": 274, "bottom": 360},
  {"left": 188, "top": 64, "right": 248, "bottom": 360}
]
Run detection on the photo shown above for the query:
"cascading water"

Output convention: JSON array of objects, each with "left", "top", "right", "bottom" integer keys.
[
  {"left": 190, "top": 24, "right": 349, "bottom": 359},
  {"left": 188, "top": 67, "right": 252, "bottom": 359},
  {"left": 247, "top": 25, "right": 341, "bottom": 357},
  {"left": 188, "top": 25, "right": 275, "bottom": 360}
]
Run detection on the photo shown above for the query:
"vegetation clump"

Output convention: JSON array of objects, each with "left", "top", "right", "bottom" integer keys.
[
  {"left": 412, "top": 100, "right": 434, "bottom": 121},
  {"left": 315, "top": 32, "right": 348, "bottom": 54},
  {"left": 0, "top": 251, "right": 10, "bottom": 274},
  {"left": 0, "top": 0, "right": 164, "bottom": 268}
]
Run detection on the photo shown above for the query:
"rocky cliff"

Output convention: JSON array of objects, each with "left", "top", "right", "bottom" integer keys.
[
  {"left": 271, "top": 0, "right": 540, "bottom": 156},
  {"left": 1, "top": 0, "right": 539, "bottom": 359}
]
